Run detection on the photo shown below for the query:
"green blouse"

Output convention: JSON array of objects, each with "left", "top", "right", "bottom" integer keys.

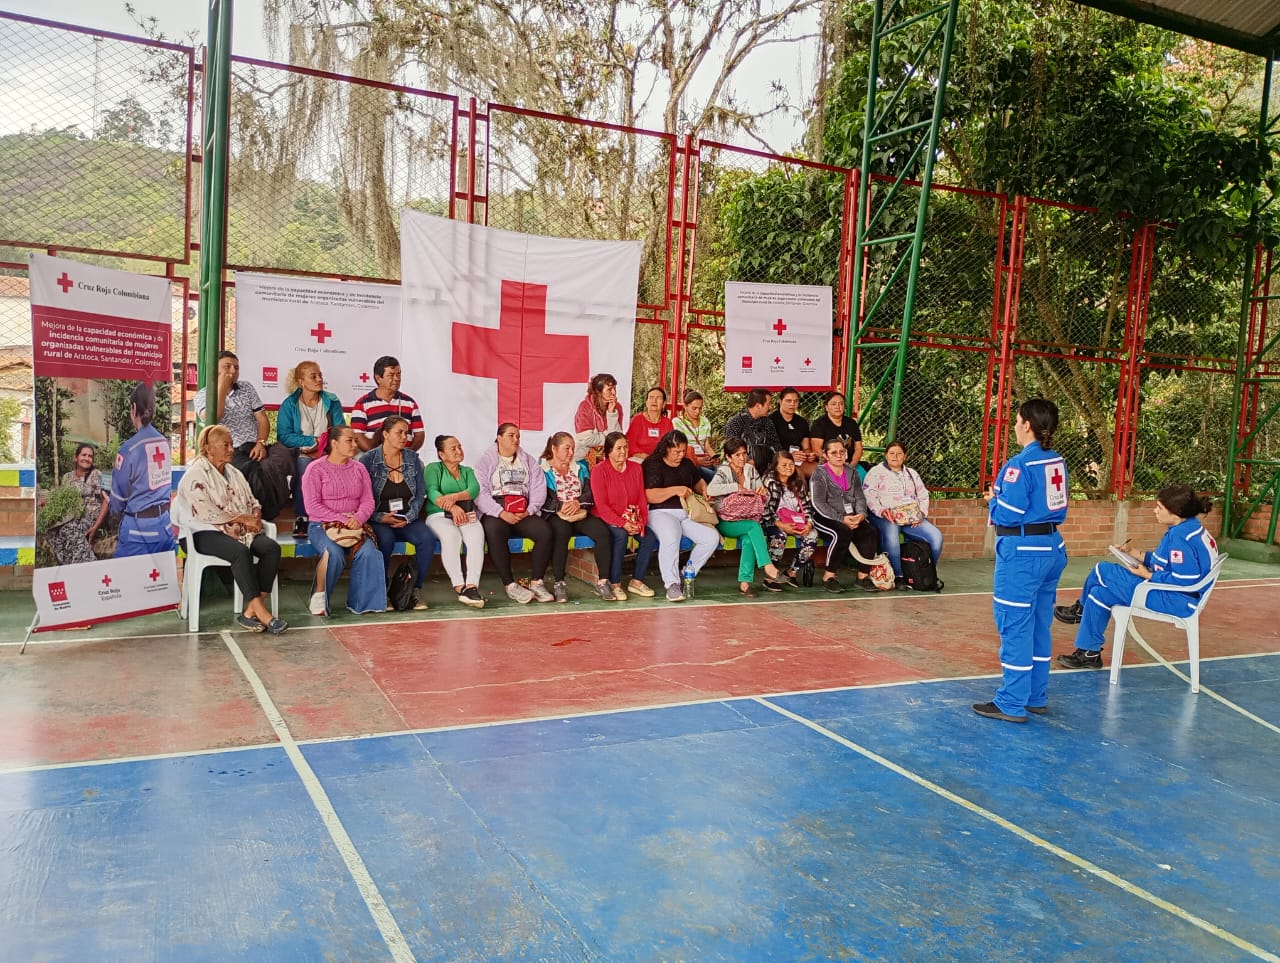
[{"left": 423, "top": 461, "right": 480, "bottom": 516}]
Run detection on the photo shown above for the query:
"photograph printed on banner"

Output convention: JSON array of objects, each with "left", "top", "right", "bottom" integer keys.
[{"left": 36, "top": 376, "right": 174, "bottom": 567}]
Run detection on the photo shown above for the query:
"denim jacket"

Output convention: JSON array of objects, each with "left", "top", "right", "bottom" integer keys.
[
  {"left": 358, "top": 445, "right": 426, "bottom": 523},
  {"left": 277, "top": 388, "right": 346, "bottom": 449}
]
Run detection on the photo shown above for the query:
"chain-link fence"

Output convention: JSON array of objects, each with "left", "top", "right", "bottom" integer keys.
[
  {"left": 225, "top": 57, "right": 455, "bottom": 281},
  {"left": 0, "top": 14, "right": 193, "bottom": 270},
  {"left": 682, "top": 142, "right": 851, "bottom": 436},
  {"left": 0, "top": 10, "right": 1268, "bottom": 513}
]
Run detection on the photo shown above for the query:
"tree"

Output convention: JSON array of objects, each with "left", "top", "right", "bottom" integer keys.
[{"left": 710, "top": 0, "right": 1273, "bottom": 492}]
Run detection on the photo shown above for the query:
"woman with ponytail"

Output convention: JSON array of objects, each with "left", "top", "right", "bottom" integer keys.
[
  {"left": 974, "top": 399, "right": 1070, "bottom": 724},
  {"left": 1054, "top": 484, "right": 1217, "bottom": 670}
]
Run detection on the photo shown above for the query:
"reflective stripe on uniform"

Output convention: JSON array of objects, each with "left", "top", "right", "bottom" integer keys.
[
  {"left": 994, "top": 596, "right": 1031, "bottom": 608},
  {"left": 996, "top": 498, "right": 1025, "bottom": 514}
]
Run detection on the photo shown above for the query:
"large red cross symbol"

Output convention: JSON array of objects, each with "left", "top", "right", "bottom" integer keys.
[
  {"left": 1050, "top": 467, "right": 1064, "bottom": 493},
  {"left": 451, "top": 280, "right": 590, "bottom": 429},
  {"left": 772, "top": 318, "right": 787, "bottom": 336},
  {"left": 101, "top": 575, "right": 112, "bottom": 588},
  {"left": 359, "top": 372, "right": 370, "bottom": 383},
  {"left": 148, "top": 569, "right": 160, "bottom": 582},
  {"left": 56, "top": 272, "right": 74, "bottom": 293},
  {"left": 310, "top": 322, "right": 333, "bottom": 344},
  {"left": 151, "top": 446, "right": 168, "bottom": 472}
]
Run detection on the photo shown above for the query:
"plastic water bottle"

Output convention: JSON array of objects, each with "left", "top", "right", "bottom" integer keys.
[{"left": 682, "top": 560, "right": 696, "bottom": 599}]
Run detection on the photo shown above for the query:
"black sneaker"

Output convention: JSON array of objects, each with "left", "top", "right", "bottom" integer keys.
[
  {"left": 292, "top": 516, "right": 309, "bottom": 539},
  {"left": 1053, "top": 601, "right": 1083, "bottom": 625},
  {"left": 824, "top": 577, "right": 845, "bottom": 594},
  {"left": 1057, "top": 648, "right": 1103, "bottom": 669},
  {"left": 894, "top": 576, "right": 909, "bottom": 590},
  {"left": 972, "top": 701, "right": 1028, "bottom": 723}
]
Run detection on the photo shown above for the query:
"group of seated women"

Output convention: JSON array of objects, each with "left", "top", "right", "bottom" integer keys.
[{"left": 175, "top": 368, "right": 947, "bottom": 623}]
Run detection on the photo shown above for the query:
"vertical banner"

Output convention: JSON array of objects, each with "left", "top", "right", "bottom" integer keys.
[
  {"left": 399, "top": 210, "right": 641, "bottom": 461},
  {"left": 233, "top": 273, "right": 403, "bottom": 407},
  {"left": 28, "top": 254, "right": 179, "bottom": 630},
  {"left": 724, "top": 281, "right": 834, "bottom": 390}
]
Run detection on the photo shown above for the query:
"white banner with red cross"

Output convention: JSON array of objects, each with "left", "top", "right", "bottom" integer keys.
[
  {"left": 723, "top": 281, "right": 834, "bottom": 390},
  {"left": 28, "top": 253, "right": 180, "bottom": 631},
  {"left": 399, "top": 210, "right": 641, "bottom": 462},
  {"left": 232, "top": 273, "right": 403, "bottom": 406}
]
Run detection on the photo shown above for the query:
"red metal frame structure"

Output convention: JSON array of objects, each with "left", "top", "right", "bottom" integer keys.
[
  {"left": 0, "top": 11, "right": 1256, "bottom": 499},
  {"left": 677, "top": 141, "right": 857, "bottom": 406}
]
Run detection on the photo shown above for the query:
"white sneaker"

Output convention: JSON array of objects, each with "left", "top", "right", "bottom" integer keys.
[
  {"left": 309, "top": 592, "right": 327, "bottom": 616},
  {"left": 529, "top": 580, "right": 555, "bottom": 603},
  {"left": 506, "top": 582, "right": 534, "bottom": 604}
]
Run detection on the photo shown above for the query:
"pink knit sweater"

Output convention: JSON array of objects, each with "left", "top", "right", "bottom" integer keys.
[{"left": 301, "top": 457, "right": 375, "bottom": 523}]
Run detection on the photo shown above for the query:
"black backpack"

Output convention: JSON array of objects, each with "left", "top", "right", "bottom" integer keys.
[
  {"left": 387, "top": 561, "right": 417, "bottom": 611},
  {"left": 900, "top": 540, "right": 943, "bottom": 592}
]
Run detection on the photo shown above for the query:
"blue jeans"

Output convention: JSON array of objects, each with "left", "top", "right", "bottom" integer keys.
[
  {"left": 308, "top": 521, "right": 387, "bottom": 615},
  {"left": 292, "top": 455, "right": 313, "bottom": 515},
  {"left": 604, "top": 524, "right": 658, "bottom": 585},
  {"left": 869, "top": 514, "right": 944, "bottom": 577},
  {"left": 370, "top": 518, "right": 439, "bottom": 588}
]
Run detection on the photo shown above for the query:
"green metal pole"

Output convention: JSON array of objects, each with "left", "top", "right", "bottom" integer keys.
[
  {"left": 1223, "top": 53, "right": 1273, "bottom": 540},
  {"left": 885, "top": 0, "right": 958, "bottom": 439},
  {"left": 843, "top": 0, "right": 885, "bottom": 417},
  {"left": 197, "top": 0, "right": 232, "bottom": 427}
]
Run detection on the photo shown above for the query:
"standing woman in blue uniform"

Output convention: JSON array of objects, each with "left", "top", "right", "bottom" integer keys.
[
  {"left": 110, "top": 381, "right": 176, "bottom": 558},
  {"left": 974, "top": 399, "right": 1069, "bottom": 723},
  {"left": 1053, "top": 484, "right": 1216, "bottom": 669}
]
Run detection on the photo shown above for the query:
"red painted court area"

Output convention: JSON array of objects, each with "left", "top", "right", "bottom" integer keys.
[{"left": 4, "top": 580, "right": 1280, "bottom": 770}]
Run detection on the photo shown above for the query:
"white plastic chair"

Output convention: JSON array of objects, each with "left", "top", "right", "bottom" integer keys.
[
  {"left": 1109, "top": 553, "right": 1227, "bottom": 693},
  {"left": 179, "top": 521, "right": 280, "bottom": 632}
]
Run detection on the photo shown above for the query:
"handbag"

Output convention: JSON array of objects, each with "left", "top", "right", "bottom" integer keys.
[
  {"left": 323, "top": 522, "right": 371, "bottom": 562},
  {"left": 682, "top": 492, "right": 718, "bottom": 526},
  {"left": 503, "top": 494, "right": 528, "bottom": 514},
  {"left": 717, "top": 491, "right": 764, "bottom": 522},
  {"left": 886, "top": 501, "right": 924, "bottom": 526},
  {"left": 776, "top": 505, "right": 807, "bottom": 528}
]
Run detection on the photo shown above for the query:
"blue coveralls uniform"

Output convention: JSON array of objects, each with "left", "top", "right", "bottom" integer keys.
[
  {"left": 989, "top": 441, "right": 1069, "bottom": 716},
  {"left": 110, "top": 424, "right": 175, "bottom": 558},
  {"left": 1074, "top": 518, "right": 1217, "bottom": 653}
]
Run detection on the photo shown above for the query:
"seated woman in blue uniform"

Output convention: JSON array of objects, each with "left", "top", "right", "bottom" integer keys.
[
  {"left": 110, "top": 381, "right": 176, "bottom": 558},
  {"left": 1053, "top": 484, "right": 1217, "bottom": 669}
]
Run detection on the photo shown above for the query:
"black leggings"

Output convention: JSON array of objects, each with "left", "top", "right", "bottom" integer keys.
[
  {"left": 810, "top": 511, "right": 881, "bottom": 574},
  {"left": 480, "top": 514, "right": 552, "bottom": 584},
  {"left": 546, "top": 514, "right": 611, "bottom": 582},
  {"left": 191, "top": 531, "right": 280, "bottom": 601}
]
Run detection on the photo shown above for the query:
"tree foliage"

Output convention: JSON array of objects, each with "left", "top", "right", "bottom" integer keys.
[{"left": 708, "top": 0, "right": 1274, "bottom": 494}]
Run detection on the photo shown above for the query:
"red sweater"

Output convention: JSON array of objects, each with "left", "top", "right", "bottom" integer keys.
[
  {"left": 626, "top": 412, "right": 673, "bottom": 459},
  {"left": 590, "top": 459, "right": 648, "bottom": 529}
]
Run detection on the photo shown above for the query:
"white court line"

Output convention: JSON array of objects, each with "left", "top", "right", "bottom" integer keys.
[
  {"left": 4, "top": 650, "right": 1278, "bottom": 777},
  {"left": 755, "top": 695, "right": 1280, "bottom": 963},
  {"left": 220, "top": 631, "right": 416, "bottom": 963},
  {"left": 1120, "top": 624, "right": 1280, "bottom": 736}
]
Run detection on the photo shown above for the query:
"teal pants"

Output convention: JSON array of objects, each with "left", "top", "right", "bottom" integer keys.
[{"left": 718, "top": 520, "right": 771, "bottom": 583}]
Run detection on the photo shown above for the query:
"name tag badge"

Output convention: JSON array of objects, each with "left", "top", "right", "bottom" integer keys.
[
  {"left": 843, "top": 501, "right": 855, "bottom": 515},
  {"left": 692, "top": 443, "right": 704, "bottom": 455},
  {"left": 389, "top": 498, "right": 404, "bottom": 514},
  {"left": 790, "top": 446, "right": 801, "bottom": 453},
  {"left": 648, "top": 428, "right": 660, "bottom": 438}
]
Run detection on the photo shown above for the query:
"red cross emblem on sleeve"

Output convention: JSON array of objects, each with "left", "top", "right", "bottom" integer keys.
[
  {"left": 451, "top": 280, "right": 590, "bottom": 429},
  {"left": 151, "top": 446, "right": 168, "bottom": 471},
  {"left": 1050, "top": 467, "right": 1063, "bottom": 492}
]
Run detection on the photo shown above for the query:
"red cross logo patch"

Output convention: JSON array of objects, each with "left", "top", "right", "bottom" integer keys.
[
  {"left": 1003, "top": 467, "right": 1020, "bottom": 482},
  {"left": 1171, "top": 550, "right": 1184, "bottom": 563}
]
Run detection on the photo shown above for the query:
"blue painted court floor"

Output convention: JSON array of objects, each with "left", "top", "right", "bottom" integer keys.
[{"left": 1, "top": 655, "right": 1278, "bottom": 961}]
